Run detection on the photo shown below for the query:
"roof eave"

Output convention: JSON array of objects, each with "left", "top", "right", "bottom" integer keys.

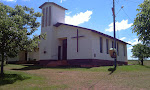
[
  {"left": 54, "top": 22, "right": 129, "bottom": 45},
  {"left": 39, "top": 2, "right": 68, "bottom": 10}
]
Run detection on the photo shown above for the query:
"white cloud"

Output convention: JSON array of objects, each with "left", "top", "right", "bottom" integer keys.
[
  {"left": 128, "top": 38, "right": 141, "bottom": 45},
  {"left": 120, "top": 37, "right": 126, "bottom": 40},
  {"left": 128, "top": 46, "right": 133, "bottom": 50},
  {"left": 105, "top": 20, "right": 133, "bottom": 32},
  {"left": 127, "top": 38, "right": 141, "bottom": 50},
  {"left": 60, "top": 0, "right": 66, "bottom": 3},
  {"left": 65, "top": 10, "right": 93, "bottom": 25}
]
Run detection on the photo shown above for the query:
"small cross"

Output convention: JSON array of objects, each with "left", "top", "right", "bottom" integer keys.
[
  {"left": 48, "top": 0, "right": 49, "bottom": 2},
  {"left": 72, "top": 29, "right": 84, "bottom": 52}
]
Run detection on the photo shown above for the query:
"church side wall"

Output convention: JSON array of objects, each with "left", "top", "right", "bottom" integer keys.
[
  {"left": 91, "top": 33, "right": 113, "bottom": 60},
  {"left": 8, "top": 57, "right": 19, "bottom": 62},
  {"left": 91, "top": 32, "right": 127, "bottom": 62},
  {"left": 7, "top": 50, "right": 39, "bottom": 63},
  {"left": 56, "top": 25, "right": 93, "bottom": 59},
  {"left": 28, "top": 50, "right": 39, "bottom": 61}
]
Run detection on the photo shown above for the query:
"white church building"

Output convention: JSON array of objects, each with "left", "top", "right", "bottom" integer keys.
[
  {"left": 8, "top": 2, "right": 128, "bottom": 67},
  {"left": 38, "top": 2, "right": 128, "bottom": 67}
]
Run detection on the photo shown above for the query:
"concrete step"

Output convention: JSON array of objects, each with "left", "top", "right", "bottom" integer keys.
[
  {"left": 16, "top": 60, "right": 27, "bottom": 64},
  {"left": 46, "top": 60, "right": 69, "bottom": 67}
]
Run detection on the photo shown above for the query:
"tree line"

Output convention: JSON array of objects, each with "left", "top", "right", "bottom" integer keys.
[{"left": 132, "top": 0, "right": 150, "bottom": 65}]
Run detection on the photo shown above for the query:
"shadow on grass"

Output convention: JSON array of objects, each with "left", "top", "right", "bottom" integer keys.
[
  {"left": 143, "top": 65, "right": 150, "bottom": 68},
  {"left": 133, "top": 64, "right": 150, "bottom": 69},
  {"left": 11, "top": 64, "right": 42, "bottom": 71},
  {"left": 0, "top": 74, "right": 30, "bottom": 86},
  {"left": 11, "top": 64, "right": 91, "bottom": 71},
  {"left": 108, "top": 67, "right": 116, "bottom": 75}
]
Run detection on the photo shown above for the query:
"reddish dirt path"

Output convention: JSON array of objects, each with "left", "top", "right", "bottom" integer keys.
[
  {"left": 15, "top": 69, "right": 139, "bottom": 90},
  {"left": 5, "top": 65, "right": 149, "bottom": 90}
]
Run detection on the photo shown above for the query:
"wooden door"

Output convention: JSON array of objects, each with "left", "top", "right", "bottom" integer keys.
[
  {"left": 58, "top": 46, "right": 61, "bottom": 60},
  {"left": 62, "top": 39, "right": 67, "bottom": 60}
]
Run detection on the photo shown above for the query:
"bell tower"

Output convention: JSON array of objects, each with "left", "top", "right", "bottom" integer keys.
[
  {"left": 39, "top": 2, "right": 67, "bottom": 60},
  {"left": 39, "top": 2, "right": 67, "bottom": 28}
]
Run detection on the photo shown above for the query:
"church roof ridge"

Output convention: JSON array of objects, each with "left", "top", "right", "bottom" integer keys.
[
  {"left": 39, "top": 2, "right": 68, "bottom": 10},
  {"left": 54, "top": 22, "right": 128, "bottom": 44}
]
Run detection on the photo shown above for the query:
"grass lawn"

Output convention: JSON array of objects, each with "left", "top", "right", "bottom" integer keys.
[{"left": 0, "top": 61, "right": 150, "bottom": 89}]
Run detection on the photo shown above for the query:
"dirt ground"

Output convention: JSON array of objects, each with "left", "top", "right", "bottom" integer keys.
[{"left": 3, "top": 64, "right": 150, "bottom": 90}]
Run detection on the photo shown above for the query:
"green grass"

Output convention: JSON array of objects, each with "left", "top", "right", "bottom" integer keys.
[
  {"left": 0, "top": 71, "right": 47, "bottom": 89},
  {"left": 0, "top": 71, "right": 30, "bottom": 85},
  {"left": 0, "top": 61, "right": 150, "bottom": 89},
  {"left": 129, "top": 59, "right": 150, "bottom": 63},
  {"left": 47, "top": 65, "right": 150, "bottom": 72},
  {"left": 0, "top": 70, "right": 69, "bottom": 90},
  {"left": 0, "top": 64, "right": 70, "bottom": 90}
]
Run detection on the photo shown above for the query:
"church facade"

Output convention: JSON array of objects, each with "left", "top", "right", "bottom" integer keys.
[{"left": 38, "top": 2, "right": 128, "bottom": 67}]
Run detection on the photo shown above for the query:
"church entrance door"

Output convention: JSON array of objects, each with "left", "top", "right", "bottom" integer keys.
[
  {"left": 62, "top": 39, "right": 67, "bottom": 60},
  {"left": 58, "top": 46, "right": 61, "bottom": 60}
]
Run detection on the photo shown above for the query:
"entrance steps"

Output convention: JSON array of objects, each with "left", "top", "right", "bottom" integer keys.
[
  {"left": 16, "top": 60, "right": 39, "bottom": 64},
  {"left": 16, "top": 60, "right": 27, "bottom": 64},
  {"left": 46, "top": 60, "right": 69, "bottom": 67}
]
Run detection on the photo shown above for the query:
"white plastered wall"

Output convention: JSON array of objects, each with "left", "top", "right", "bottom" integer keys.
[
  {"left": 8, "top": 57, "right": 19, "bottom": 61},
  {"left": 56, "top": 25, "right": 93, "bottom": 59},
  {"left": 28, "top": 49, "right": 39, "bottom": 61},
  {"left": 39, "top": 3, "right": 66, "bottom": 60},
  {"left": 91, "top": 32, "right": 127, "bottom": 62}
]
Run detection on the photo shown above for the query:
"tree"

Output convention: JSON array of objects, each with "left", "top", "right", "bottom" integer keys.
[
  {"left": 131, "top": 43, "right": 150, "bottom": 65},
  {"left": 132, "top": 0, "right": 150, "bottom": 45},
  {"left": 0, "top": 3, "right": 42, "bottom": 76}
]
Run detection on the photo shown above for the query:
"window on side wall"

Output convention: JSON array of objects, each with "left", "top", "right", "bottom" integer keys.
[
  {"left": 112, "top": 41, "right": 114, "bottom": 48},
  {"left": 117, "top": 42, "right": 119, "bottom": 56},
  {"left": 106, "top": 39, "right": 109, "bottom": 54},
  {"left": 123, "top": 45, "right": 126, "bottom": 56},
  {"left": 100, "top": 37, "right": 103, "bottom": 53}
]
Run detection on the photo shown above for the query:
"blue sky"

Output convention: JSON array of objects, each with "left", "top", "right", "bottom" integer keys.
[{"left": 0, "top": 0, "right": 144, "bottom": 60}]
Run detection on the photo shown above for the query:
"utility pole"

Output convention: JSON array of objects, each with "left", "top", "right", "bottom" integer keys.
[{"left": 113, "top": 0, "right": 117, "bottom": 69}]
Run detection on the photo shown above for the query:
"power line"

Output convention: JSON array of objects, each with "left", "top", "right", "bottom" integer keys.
[
  {"left": 115, "top": 1, "right": 134, "bottom": 22},
  {"left": 112, "top": 0, "right": 137, "bottom": 42},
  {"left": 106, "top": 0, "right": 134, "bottom": 41},
  {"left": 121, "top": 8, "right": 133, "bottom": 22},
  {"left": 116, "top": 6, "right": 124, "bottom": 16},
  {"left": 114, "top": 0, "right": 139, "bottom": 22},
  {"left": 115, "top": 0, "right": 119, "bottom": 4}
]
